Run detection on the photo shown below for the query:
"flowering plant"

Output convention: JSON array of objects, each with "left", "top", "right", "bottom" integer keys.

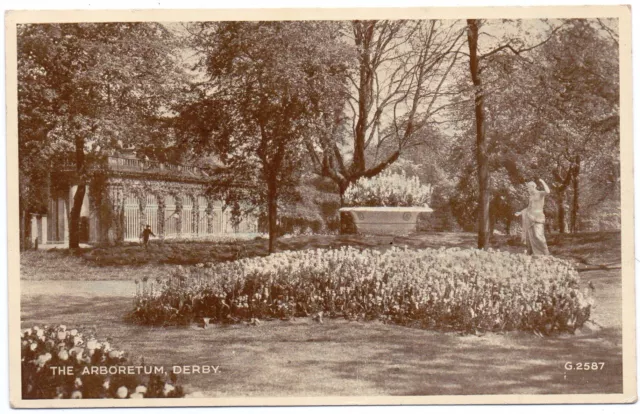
[
  {"left": 21, "top": 325, "right": 184, "bottom": 399},
  {"left": 343, "top": 170, "right": 431, "bottom": 207},
  {"left": 130, "top": 247, "right": 593, "bottom": 335}
]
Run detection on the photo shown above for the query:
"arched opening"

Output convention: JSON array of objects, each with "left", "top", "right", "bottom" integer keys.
[
  {"left": 164, "top": 195, "right": 178, "bottom": 238},
  {"left": 124, "top": 194, "right": 140, "bottom": 241},
  {"left": 181, "top": 195, "right": 194, "bottom": 236},
  {"left": 145, "top": 194, "right": 159, "bottom": 235}
]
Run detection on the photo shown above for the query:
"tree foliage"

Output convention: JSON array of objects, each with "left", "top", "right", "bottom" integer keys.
[{"left": 183, "top": 21, "right": 352, "bottom": 252}]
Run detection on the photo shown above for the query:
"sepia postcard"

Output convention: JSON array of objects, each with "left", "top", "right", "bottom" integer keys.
[{"left": 5, "top": 5, "right": 636, "bottom": 408}]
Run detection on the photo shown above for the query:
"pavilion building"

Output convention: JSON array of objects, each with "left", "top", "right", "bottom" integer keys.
[{"left": 30, "top": 151, "right": 258, "bottom": 246}]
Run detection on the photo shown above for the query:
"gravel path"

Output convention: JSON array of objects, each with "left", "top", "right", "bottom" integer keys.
[{"left": 21, "top": 280, "right": 134, "bottom": 298}]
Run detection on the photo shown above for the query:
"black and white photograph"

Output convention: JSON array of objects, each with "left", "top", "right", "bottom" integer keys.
[{"left": 5, "top": 4, "right": 636, "bottom": 408}]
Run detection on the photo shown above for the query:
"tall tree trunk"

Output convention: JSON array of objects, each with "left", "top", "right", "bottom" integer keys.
[
  {"left": 267, "top": 181, "right": 278, "bottom": 254},
  {"left": 489, "top": 214, "right": 496, "bottom": 239},
  {"left": 69, "top": 184, "right": 86, "bottom": 248},
  {"left": 570, "top": 157, "right": 581, "bottom": 233},
  {"left": 69, "top": 135, "right": 86, "bottom": 249},
  {"left": 557, "top": 189, "right": 567, "bottom": 234},
  {"left": 467, "top": 19, "right": 491, "bottom": 249},
  {"left": 338, "top": 180, "right": 349, "bottom": 206},
  {"left": 351, "top": 21, "right": 375, "bottom": 176},
  {"left": 553, "top": 162, "right": 574, "bottom": 234},
  {"left": 338, "top": 182, "right": 350, "bottom": 235}
]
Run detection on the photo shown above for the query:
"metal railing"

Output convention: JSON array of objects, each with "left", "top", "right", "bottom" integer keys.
[
  {"left": 106, "top": 156, "right": 205, "bottom": 176},
  {"left": 55, "top": 155, "right": 215, "bottom": 180}
]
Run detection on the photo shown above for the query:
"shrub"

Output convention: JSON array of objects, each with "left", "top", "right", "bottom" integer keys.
[
  {"left": 343, "top": 170, "right": 431, "bottom": 207},
  {"left": 128, "top": 247, "right": 593, "bottom": 335},
  {"left": 21, "top": 325, "right": 184, "bottom": 399}
]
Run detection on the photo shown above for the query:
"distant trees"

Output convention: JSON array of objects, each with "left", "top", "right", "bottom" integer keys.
[
  {"left": 526, "top": 19, "right": 619, "bottom": 233},
  {"left": 18, "top": 23, "right": 185, "bottom": 248}
]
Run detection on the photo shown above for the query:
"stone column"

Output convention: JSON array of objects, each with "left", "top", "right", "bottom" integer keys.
[
  {"left": 175, "top": 196, "right": 183, "bottom": 238},
  {"left": 30, "top": 215, "right": 38, "bottom": 247},
  {"left": 157, "top": 197, "right": 166, "bottom": 239},
  {"left": 139, "top": 195, "right": 147, "bottom": 227},
  {"left": 41, "top": 216, "right": 48, "bottom": 245},
  {"left": 109, "top": 185, "right": 125, "bottom": 244},
  {"left": 62, "top": 197, "right": 69, "bottom": 242},
  {"left": 192, "top": 196, "right": 200, "bottom": 237},
  {"left": 205, "top": 199, "right": 214, "bottom": 234}
]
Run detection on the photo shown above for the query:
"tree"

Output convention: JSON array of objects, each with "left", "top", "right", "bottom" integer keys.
[
  {"left": 306, "top": 20, "right": 465, "bottom": 202},
  {"left": 18, "top": 23, "right": 185, "bottom": 248},
  {"left": 184, "top": 21, "right": 351, "bottom": 253},
  {"left": 17, "top": 31, "right": 57, "bottom": 249},
  {"left": 464, "top": 19, "right": 564, "bottom": 248}
]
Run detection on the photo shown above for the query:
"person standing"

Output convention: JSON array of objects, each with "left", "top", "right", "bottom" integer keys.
[
  {"left": 515, "top": 179, "right": 550, "bottom": 256},
  {"left": 141, "top": 224, "right": 156, "bottom": 249}
]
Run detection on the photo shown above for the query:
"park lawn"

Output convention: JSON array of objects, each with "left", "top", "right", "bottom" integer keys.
[
  {"left": 20, "top": 231, "right": 621, "bottom": 281},
  {"left": 19, "top": 231, "right": 623, "bottom": 396},
  {"left": 20, "top": 268, "right": 622, "bottom": 396}
]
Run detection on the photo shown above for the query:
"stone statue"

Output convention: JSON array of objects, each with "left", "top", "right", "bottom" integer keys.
[{"left": 515, "top": 179, "right": 550, "bottom": 256}]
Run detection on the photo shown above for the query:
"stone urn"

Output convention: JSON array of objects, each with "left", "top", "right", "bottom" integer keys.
[{"left": 338, "top": 206, "right": 434, "bottom": 236}]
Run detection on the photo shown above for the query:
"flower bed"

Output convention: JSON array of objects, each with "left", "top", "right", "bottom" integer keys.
[
  {"left": 343, "top": 170, "right": 431, "bottom": 207},
  {"left": 21, "top": 325, "right": 184, "bottom": 399},
  {"left": 128, "top": 247, "right": 593, "bottom": 335}
]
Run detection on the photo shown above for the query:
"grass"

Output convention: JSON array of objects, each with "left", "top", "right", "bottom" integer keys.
[
  {"left": 21, "top": 268, "right": 622, "bottom": 396},
  {"left": 19, "top": 231, "right": 623, "bottom": 396},
  {"left": 20, "top": 231, "right": 621, "bottom": 281}
]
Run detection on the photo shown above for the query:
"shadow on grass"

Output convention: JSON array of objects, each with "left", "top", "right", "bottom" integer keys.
[{"left": 21, "top": 291, "right": 622, "bottom": 397}]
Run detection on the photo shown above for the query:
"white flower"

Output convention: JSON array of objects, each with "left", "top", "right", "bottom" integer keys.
[
  {"left": 75, "top": 377, "right": 83, "bottom": 387},
  {"left": 70, "top": 390, "right": 82, "bottom": 399},
  {"left": 108, "top": 350, "right": 122, "bottom": 359},
  {"left": 130, "top": 392, "right": 144, "bottom": 399},
  {"left": 86, "top": 339, "right": 98, "bottom": 350},
  {"left": 116, "top": 386, "right": 129, "bottom": 399},
  {"left": 57, "top": 349, "right": 69, "bottom": 361},
  {"left": 163, "top": 383, "right": 175, "bottom": 396},
  {"left": 35, "top": 353, "right": 52, "bottom": 367},
  {"left": 59, "top": 325, "right": 67, "bottom": 331},
  {"left": 135, "top": 385, "right": 147, "bottom": 394},
  {"left": 73, "top": 336, "right": 83, "bottom": 346},
  {"left": 70, "top": 329, "right": 78, "bottom": 336},
  {"left": 103, "top": 379, "right": 110, "bottom": 390},
  {"left": 57, "top": 331, "right": 67, "bottom": 341},
  {"left": 29, "top": 343, "right": 37, "bottom": 351}
]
